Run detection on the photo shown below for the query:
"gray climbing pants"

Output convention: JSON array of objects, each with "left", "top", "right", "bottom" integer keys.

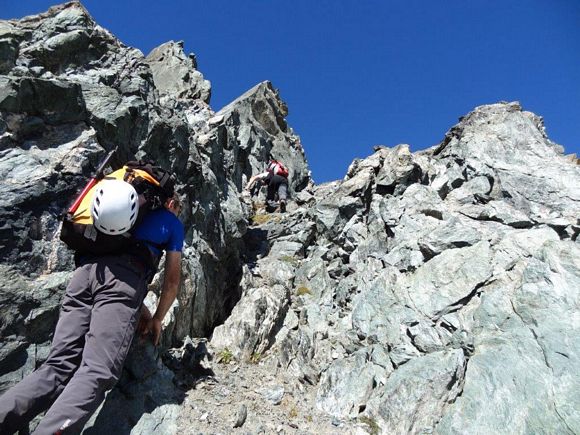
[
  {"left": 0, "top": 254, "right": 148, "bottom": 435},
  {"left": 266, "top": 174, "right": 288, "bottom": 207}
]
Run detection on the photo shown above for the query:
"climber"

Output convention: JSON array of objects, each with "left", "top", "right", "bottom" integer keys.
[
  {"left": 246, "top": 158, "right": 289, "bottom": 212},
  {"left": 0, "top": 176, "right": 184, "bottom": 435}
]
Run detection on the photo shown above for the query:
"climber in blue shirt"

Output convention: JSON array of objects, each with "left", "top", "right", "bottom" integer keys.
[
  {"left": 134, "top": 204, "right": 185, "bottom": 264},
  {"left": 0, "top": 189, "right": 184, "bottom": 435}
]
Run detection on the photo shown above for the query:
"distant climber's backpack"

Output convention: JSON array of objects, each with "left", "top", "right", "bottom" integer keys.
[
  {"left": 59, "top": 160, "right": 176, "bottom": 255},
  {"left": 267, "top": 160, "right": 289, "bottom": 178}
]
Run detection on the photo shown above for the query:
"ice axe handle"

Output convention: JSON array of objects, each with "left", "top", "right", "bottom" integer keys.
[
  {"left": 94, "top": 147, "right": 117, "bottom": 179},
  {"left": 67, "top": 148, "right": 117, "bottom": 214}
]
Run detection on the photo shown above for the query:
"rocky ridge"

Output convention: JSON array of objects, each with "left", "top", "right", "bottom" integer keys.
[{"left": 1, "top": 2, "right": 579, "bottom": 435}]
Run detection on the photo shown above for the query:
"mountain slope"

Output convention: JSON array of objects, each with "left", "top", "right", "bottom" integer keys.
[{"left": 0, "top": 2, "right": 578, "bottom": 434}]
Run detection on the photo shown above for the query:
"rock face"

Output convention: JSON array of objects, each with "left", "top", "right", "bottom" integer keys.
[
  {"left": 146, "top": 40, "right": 211, "bottom": 104},
  {"left": 211, "top": 102, "right": 579, "bottom": 433},
  {"left": 0, "top": 2, "right": 309, "bottom": 428},
  {"left": 1, "top": 3, "right": 579, "bottom": 435}
]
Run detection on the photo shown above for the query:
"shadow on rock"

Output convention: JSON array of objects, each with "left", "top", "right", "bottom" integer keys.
[
  {"left": 163, "top": 337, "right": 215, "bottom": 390},
  {"left": 242, "top": 227, "right": 270, "bottom": 274}
]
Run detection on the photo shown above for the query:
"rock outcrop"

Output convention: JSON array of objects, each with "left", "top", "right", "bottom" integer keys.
[
  {"left": 1, "top": 2, "right": 579, "bottom": 435},
  {"left": 146, "top": 40, "right": 211, "bottom": 104},
  {"left": 0, "top": 2, "right": 309, "bottom": 427},
  {"left": 212, "top": 103, "right": 579, "bottom": 433}
]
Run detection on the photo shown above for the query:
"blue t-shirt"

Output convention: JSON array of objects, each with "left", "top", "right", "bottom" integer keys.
[{"left": 133, "top": 209, "right": 184, "bottom": 257}]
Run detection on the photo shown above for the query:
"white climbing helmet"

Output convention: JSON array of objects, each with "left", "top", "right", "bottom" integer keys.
[{"left": 91, "top": 179, "right": 139, "bottom": 235}]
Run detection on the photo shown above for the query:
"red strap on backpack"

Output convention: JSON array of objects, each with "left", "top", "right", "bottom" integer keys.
[
  {"left": 277, "top": 163, "right": 289, "bottom": 178},
  {"left": 267, "top": 160, "right": 289, "bottom": 178}
]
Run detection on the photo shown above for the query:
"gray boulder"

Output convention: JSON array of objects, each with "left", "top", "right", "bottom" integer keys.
[{"left": 366, "top": 349, "right": 466, "bottom": 434}]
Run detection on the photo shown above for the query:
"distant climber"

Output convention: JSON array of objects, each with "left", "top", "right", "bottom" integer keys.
[
  {"left": 246, "top": 158, "right": 290, "bottom": 212},
  {"left": 0, "top": 158, "right": 184, "bottom": 435}
]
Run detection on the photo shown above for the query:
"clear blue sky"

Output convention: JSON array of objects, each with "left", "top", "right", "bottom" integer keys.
[{"left": 3, "top": 1, "right": 579, "bottom": 182}]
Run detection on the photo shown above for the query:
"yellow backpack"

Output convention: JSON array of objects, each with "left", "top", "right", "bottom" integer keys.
[{"left": 60, "top": 161, "right": 175, "bottom": 255}]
